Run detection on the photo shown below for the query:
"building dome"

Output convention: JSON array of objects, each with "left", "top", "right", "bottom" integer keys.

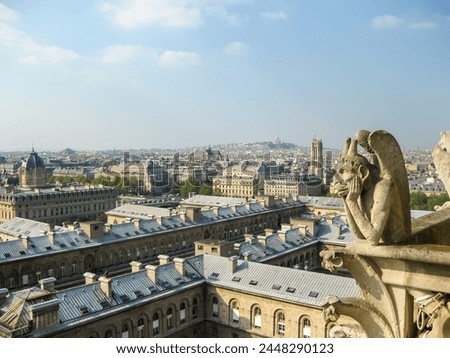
[
  {"left": 22, "top": 149, "right": 46, "bottom": 171},
  {"left": 19, "top": 149, "right": 47, "bottom": 189}
]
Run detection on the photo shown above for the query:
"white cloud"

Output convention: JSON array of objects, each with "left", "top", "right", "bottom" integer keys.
[
  {"left": 18, "top": 44, "right": 81, "bottom": 65},
  {"left": 260, "top": 11, "right": 287, "bottom": 21},
  {"left": 100, "top": 44, "right": 145, "bottom": 64},
  {"left": 101, "top": 0, "right": 202, "bottom": 29},
  {"left": 0, "top": 22, "right": 25, "bottom": 46},
  {"left": 157, "top": 50, "right": 201, "bottom": 66},
  {"left": 100, "top": 0, "right": 252, "bottom": 29},
  {"left": 0, "top": 3, "right": 20, "bottom": 23},
  {"left": 410, "top": 21, "right": 438, "bottom": 30},
  {"left": 372, "top": 15, "right": 404, "bottom": 28},
  {"left": 224, "top": 41, "right": 249, "bottom": 55},
  {"left": 0, "top": 5, "right": 81, "bottom": 65}
]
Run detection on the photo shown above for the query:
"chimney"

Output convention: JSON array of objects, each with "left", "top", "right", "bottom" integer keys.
[
  {"left": 264, "top": 228, "right": 275, "bottom": 236},
  {"left": 98, "top": 276, "right": 112, "bottom": 298},
  {"left": 229, "top": 256, "right": 239, "bottom": 274},
  {"left": 104, "top": 223, "right": 112, "bottom": 233},
  {"left": 156, "top": 216, "right": 163, "bottom": 225},
  {"left": 39, "top": 277, "right": 56, "bottom": 291},
  {"left": 132, "top": 219, "right": 141, "bottom": 230},
  {"left": 180, "top": 211, "right": 187, "bottom": 221},
  {"left": 130, "top": 261, "right": 144, "bottom": 273},
  {"left": 83, "top": 272, "right": 97, "bottom": 284},
  {"left": 278, "top": 231, "right": 287, "bottom": 243},
  {"left": 21, "top": 235, "right": 30, "bottom": 249},
  {"left": 48, "top": 232, "right": 56, "bottom": 245},
  {"left": 257, "top": 235, "right": 268, "bottom": 248},
  {"left": 244, "top": 234, "right": 256, "bottom": 244},
  {"left": 146, "top": 265, "right": 158, "bottom": 283},
  {"left": 173, "top": 258, "right": 185, "bottom": 276},
  {"left": 158, "top": 255, "right": 170, "bottom": 265},
  {"left": 243, "top": 252, "right": 252, "bottom": 262},
  {"left": 298, "top": 225, "right": 308, "bottom": 236}
]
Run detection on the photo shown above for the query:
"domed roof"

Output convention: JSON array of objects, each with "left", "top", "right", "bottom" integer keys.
[{"left": 22, "top": 149, "right": 46, "bottom": 171}]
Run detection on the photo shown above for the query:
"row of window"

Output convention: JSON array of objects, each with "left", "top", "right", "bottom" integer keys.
[
  {"left": 95, "top": 298, "right": 200, "bottom": 338},
  {"left": 217, "top": 298, "right": 312, "bottom": 338}
]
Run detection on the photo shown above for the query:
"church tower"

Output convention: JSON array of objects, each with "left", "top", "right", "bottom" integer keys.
[{"left": 310, "top": 137, "right": 323, "bottom": 179}]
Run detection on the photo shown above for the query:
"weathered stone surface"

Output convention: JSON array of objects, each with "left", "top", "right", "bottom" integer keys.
[
  {"left": 331, "top": 129, "right": 411, "bottom": 246},
  {"left": 432, "top": 131, "right": 450, "bottom": 210}
]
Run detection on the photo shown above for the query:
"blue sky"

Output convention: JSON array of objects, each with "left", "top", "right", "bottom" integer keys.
[{"left": 0, "top": 0, "right": 449, "bottom": 151}]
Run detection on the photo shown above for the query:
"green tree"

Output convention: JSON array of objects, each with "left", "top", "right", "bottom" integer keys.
[
  {"left": 199, "top": 183, "right": 212, "bottom": 196},
  {"left": 426, "top": 193, "right": 450, "bottom": 211},
  {"left": 179, "top": 177, "right": 199, "bottom": 197},
  {"left": 410, "top": 192, "right": 428, "bottom": 210}
]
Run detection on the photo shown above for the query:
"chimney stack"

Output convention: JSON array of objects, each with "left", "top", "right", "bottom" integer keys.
[
  {"left": 229, "top": 256, "right": 239, "bottom": 274},
  {"left": 39, "top": 277, "right": 56, "bottom": 291},
  {"left": 173, "top": 258, "right": 185, "bottom": 276},
  {"left": 48, "top": 232, "right": 56, "bottom": 245},
  {"left": 158, "top": 255, "right": 170, "bottom": 265},
  {"left": 98, "top": 276, "right": 112, "bottom": 298},
  {"left": 130, "top": 261, "right": 144, "bottom": 272},
  {"left": 146, "top": 265, "right": 158, "bottom": 284},
  {"left": 132, "top": 219, "right": 141, "bottom": 230},
  {"left": 83, "top": 272, "right": 97, "bottom": 284}
]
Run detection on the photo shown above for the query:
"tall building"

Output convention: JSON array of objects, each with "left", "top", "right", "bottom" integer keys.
[{"left": 310, "top": 138, "right": 323, "bottom": 179}]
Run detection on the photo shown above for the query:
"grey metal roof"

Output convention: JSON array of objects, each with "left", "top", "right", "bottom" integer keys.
[
  {"left": 316, "top": 216, "right": 356, "bottom": 246},
  {"left": 1, "top": 254, "right": 360, "bottom": 336},
  {"left": 0, "top": 229, "right": 93, "bottom": 262},
  {"left": 0, "top": 217, "right": 66, "bottom": 239},
  {"left": 106, "top": 203, "right": 171, "bottom": 220},
  {"left": 181, "top": 195, "right": 246, "bottom": 207},
  {"left": 298, "top": 196, "right": 345, "bottom": 208},
  {"left": 203, "top": 255, "right": 360, "bottom": 307},
  {"left": 238, "top": 229, "right": 318, "bottom": 262}
]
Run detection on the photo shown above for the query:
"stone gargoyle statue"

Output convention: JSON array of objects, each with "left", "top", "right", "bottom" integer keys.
[
  {"left": 331, "top": 129, "right": 411, "bottom": 246},
  {"left": 432, "top": 131, "right": 450, "bottom": 210}
]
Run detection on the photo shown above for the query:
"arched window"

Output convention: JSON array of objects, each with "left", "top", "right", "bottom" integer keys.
[
  {"left": 277, "top": 311, "right": 286, "bottom": 335},
  {"left": 167, "top": 308, "right": 174, "bottom": 330},
  {"left": 231, "top": 300, "right": 239, "bottom": 324},
  {"left": 253, "top": 306, "right": 262, "bottom": 329},
  {"left": 152, "top": 312, "right": 160, "bottom": 335},
  {"left": 192, "top": 298, "right": 198, "bottom": 319},
  {"left": 301, "top": 317, "right": 311, "bottom": 338},
  {"left": 105, "top": 329, "right": 113, "bottom": 338},
  {"left": 180, "top": 303, "right": 186, "bottom": 324},
  {"left": 212, "top": 296, "right": 219, "bottom": 317},
  {"left": 122, "top": 323, "right": 130, "bottom": 338},
  {"left": 137, "top": 318, "right": 145, "bottom": 338}
]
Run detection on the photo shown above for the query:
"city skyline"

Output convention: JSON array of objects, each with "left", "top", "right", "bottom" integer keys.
[{"left": 1, "top": 1, "right": 449, "bottom": 151}]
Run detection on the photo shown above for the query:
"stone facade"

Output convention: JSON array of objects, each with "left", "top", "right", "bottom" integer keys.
[
  {"left": 0, "top": 185, "right": 118, "bottom": 225},
  {"left": 0, "top": 197, "right": 305, "bottom": 291},
  {"left": 0, "top": 255, "right": 362, "bottom": 338}
]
